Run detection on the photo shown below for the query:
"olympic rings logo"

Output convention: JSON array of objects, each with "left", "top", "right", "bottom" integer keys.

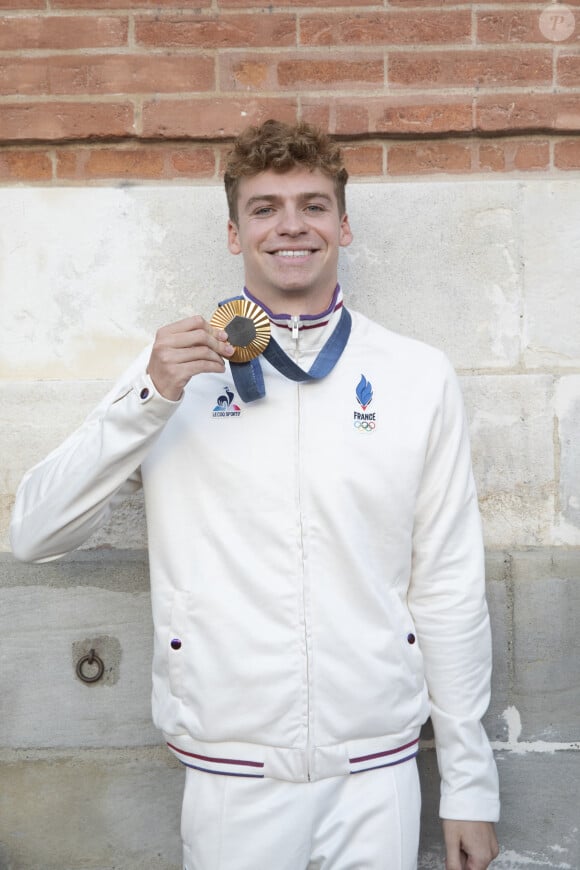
[{"left": 354, "top": 420, "right": 376, "bottom": 431}]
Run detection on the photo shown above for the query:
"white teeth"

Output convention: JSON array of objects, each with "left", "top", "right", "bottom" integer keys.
[{"left": 276, "top": 250, "right": 311, "bottom": 258}]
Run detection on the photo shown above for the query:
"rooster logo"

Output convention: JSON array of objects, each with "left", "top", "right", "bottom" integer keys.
[{"left": 213, "top": 386, "right": 240, "bottom": 413}]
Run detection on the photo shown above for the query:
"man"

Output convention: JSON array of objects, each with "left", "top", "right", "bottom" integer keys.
[{"left": 11, "top": 120, "right": 499, "bottom": 869}]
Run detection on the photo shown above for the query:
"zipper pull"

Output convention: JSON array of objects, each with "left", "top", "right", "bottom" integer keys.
[{"left": 291, "top": 315, "right": 300, "bottom": 341}]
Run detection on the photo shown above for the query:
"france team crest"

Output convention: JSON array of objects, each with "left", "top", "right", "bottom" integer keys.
[{"left": 353, "top": 375, "right": 376, "bottom": 431}]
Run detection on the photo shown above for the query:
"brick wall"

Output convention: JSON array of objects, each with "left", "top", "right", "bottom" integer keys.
[{"left": 1, "top": 1, "right": 579, "bottom": 183}]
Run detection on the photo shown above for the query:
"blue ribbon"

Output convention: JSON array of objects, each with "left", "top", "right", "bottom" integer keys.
[{"left": 218, "top": 296, "right": 352, "bottom": 403}]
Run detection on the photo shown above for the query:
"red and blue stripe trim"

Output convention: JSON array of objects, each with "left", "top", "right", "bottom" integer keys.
[
  {"left": 349, "top": 738, "right": 420, "bottom": 774},
  {"left": 167, "top": 742, "right": 265, "bottom": 778}
]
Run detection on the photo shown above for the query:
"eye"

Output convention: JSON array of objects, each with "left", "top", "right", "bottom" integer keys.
[
  {"left": 253, "top": 206, "right": 274, "bottom": 216},
  {"left": 305, "top": 203, "right": 326, "bottom": 213}
]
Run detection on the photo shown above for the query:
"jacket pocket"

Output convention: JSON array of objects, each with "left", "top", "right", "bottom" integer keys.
[
  {"left": 167, "top": 590, "right": 194, "bottom": 702},
  {"left": 388, "top": 591, "right": 426, "bottom": 692}
]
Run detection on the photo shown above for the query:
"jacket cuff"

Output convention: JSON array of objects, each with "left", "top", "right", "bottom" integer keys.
[
  {"left": 131, "top": 372, "right": 182, "bottom": 408},
  {"left": 440, "top": 793, "right": 500, "bottom": 823}
]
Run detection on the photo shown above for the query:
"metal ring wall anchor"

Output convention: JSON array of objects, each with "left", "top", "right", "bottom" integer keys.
[{"left": 76, "top": 648, "right": 105, "bottom": 683}]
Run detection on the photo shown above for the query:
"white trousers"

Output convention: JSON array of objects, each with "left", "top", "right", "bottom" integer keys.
[{"left": 181, "top": 760, "right": 421, "bottom": 870}]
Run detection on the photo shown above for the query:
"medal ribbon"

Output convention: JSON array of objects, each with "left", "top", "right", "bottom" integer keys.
[{"left": 218, "top": 295, "right": 352, "bottom": 403}]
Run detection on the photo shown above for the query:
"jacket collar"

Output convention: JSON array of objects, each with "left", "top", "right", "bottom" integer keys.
[{"left": 242, "top": 285, "right": 345, "bottom": 356}]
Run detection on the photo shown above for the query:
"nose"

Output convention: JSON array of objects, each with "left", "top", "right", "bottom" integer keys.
[{"left": 276, "top": 206, "right": 307, "bottom": 236}]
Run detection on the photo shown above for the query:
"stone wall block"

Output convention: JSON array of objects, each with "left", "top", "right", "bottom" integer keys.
[
  {"left": 0, "top": 187, "right": 237, "bottom": 382},
  {"left": 461, "top": 375, "right": 555, "bottom": 548},
  {"left": 482, "top": 552, "right": 513, "bottom": 741},
  {"left": 344, "top": 182, "right": 523, "bottom": 370},
  {"left": 0, "top": 581, "right": 160, "bottom": 748},
  {"left": 0, "top": 382, "right": 148, "bottom": 552},
  {"left": 0, "top": 751, "right": 182, "bottom": 869},
  {"left": 493, "top": 750, "right": 580, "bottom": 868},
  {"left": 522, "top": 183, "right": 580, "bottom": 368},
  {"left": 512, "top": 552, "right": 580, "bottom": 741},
  {"left": 555, "top": 375, "right": 580, "bottom": 545},
  {"left": 418, "top": 749, "right": 580, "bottom": 868},
  {"left": 0, "top": 382, "right": 108, "bottom": 490}
]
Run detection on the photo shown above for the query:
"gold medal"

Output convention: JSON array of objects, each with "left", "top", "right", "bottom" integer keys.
[{"left": 210, "top": 299, "right": 271, "bottom": 363}]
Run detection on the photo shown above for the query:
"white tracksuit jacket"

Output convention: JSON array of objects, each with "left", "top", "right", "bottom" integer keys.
[{"left": 10, "top": 288, "right": 500, "bottom": 822}]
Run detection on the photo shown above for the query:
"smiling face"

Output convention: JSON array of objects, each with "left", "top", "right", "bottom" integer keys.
[{"left": 227, "top": 167, "right": 353, "bottom": 315}]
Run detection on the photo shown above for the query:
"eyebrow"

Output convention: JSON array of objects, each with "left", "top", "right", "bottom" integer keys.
[{"left": 244, "top": 192, "right": 334, "bottom": 212}]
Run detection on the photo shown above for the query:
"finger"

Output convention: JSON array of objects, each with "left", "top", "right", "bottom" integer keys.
[
  {"left": 162, "top": 316, "right": 230, "bottom": 347},
  {"left": 156, "top": 345, "right": 232, "bottom": 367},
  {"left": 162, "top": 315, "right": 214, "bottom": 334},
  {"left": 155, "top": 325, "right": 232, "bottom": 356},
  {"left": 466, "top": 851, "right": 496, "bottom": 870},
  {"left": 444, "top": 834, "right": 463, "bottom": 870}
]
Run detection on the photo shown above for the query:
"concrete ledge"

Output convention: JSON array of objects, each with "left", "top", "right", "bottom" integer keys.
[
  {"left": 0, "top": 748, "right": 182, "bottom": 870},
  {"left": 1, "top": 747, "right": 578, "bottom": 869}
]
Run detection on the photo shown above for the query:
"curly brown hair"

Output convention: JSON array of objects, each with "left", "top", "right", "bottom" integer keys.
[{"left": 224, "top": 119, "right": 349, "bottom": 223}]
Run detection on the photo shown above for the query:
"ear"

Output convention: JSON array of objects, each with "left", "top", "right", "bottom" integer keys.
[
  {"left": 339, "top": 213, "right": 353, "bottom": 248},
  {"left": 228, "top": 220, "right": 242, "bottom": 255}
]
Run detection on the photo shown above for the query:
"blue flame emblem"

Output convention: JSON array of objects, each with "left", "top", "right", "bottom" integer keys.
[{"left": 356, "top": 375, "right": 373, "bottom": 410}]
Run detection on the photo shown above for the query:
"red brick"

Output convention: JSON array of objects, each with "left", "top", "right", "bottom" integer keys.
[
  {"left": 278, "top": 56, "right": 383, "bottom": 89},
  {"left": 477, "top": 94, "right": 580, "bottom": 132},
  {"left": 388, "top": 0, "right": 472, "bottom": 4},
  {"left": 0, "top": 16, "right": 128, "bottom": 50},
  {"left": 135, "top": 13, "right": 296, "bottom": 49},
  {"left": 220, "top": 52, "right": 384, "bottom": 92},
  {"left": 555, "top": 139, "right": 580, "bottom": 169},
  {"left": 142, "top": 98, "right": 297, "bottom": 138},
  {"left": 52, "top": 0, "right": 211, "bottom": 7},
  {"left": 220, "top": 56, "right": 271, "bottom": 89},
  {"left": 0, "top": 148, "right": 52, "bottom": 181},
  {"left": 300, "top": 102, "right": 332, "bottom": 131},
  {"left": 333, "top": 104, "right": 367, "bottom": 134},
  {"left": 513, "top": 140, "right": 550, "bottom": 170},
  {"left": 336, "top": 97, "right": 473, "bottom": 135},
  {"left": 300, "top": 11, "right": 470, "bottom": 46},
  {"left": 390, "top": 0, "right": 566, "bottom": 5},
  {"left": 304, "top": 95, "right": 473, "bottom": 137},
  {"left": 558, "top": 53, "right": 580, "bottom": 85},
  {"left": 55, "top": 145, "right": 217, "bottom": 180},
  {"left": 342, "top": 144, "right": 383, "bottom": 177},
  {"left": 166, "top": 147, "right": 216, "bottom": 178},
  {"left": 476, "top": 11, "right": 577, "bottom": 44},
  {"left": 387, "top": 142, "right": 472, "bottom": 175},
  {"left": 219, "top": 0, "right": 359, "bottom": 6},
  {"left": 216, "top": 143, "right": 232, "bottom": 177},
  {"left": 0, "top": 0, "right": 44, "bottom": 7},
  {"left": 0, "top": 54, "right": 214, "bottom": 97},
  {"left": 477, "top": 140, "right": 550, "bottom": 172},
  {"left": 478, "top": 143, "right": 505, "bottom": 172},
  {"left": 57, "top": 147, "right": 165, "bottom": 179},
  {"left": 0, "top": 102, "right": 134, "bottom": 142},
  {"left": 389, "top": 49, "right": 552, "bottom": 88}
]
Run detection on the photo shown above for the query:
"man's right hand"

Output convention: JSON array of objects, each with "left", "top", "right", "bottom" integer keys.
[{"left": 147, "top": 315, "right": 235, "bottom": 401}]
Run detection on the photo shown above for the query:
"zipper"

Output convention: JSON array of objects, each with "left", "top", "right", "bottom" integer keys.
[
  {"left": 292, "top": 316, "right": 312, "bottom": 781},
  {"left": 291, "top": 314, "right": 300, "bottom": 341},
  {"left": 296, "top": 380, "right": 312, "bottom": 782}
]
